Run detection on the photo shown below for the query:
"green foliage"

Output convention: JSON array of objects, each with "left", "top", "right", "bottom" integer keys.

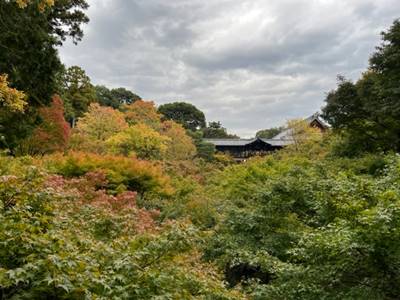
[
  {"left": 57, "top": 66, "right": 97, "bottom": 125},
  {"left": 322, "top": 19, "right": 400, "bottom": 154},
  {"left": 255, "top": 126, "right": 283, "bottom": 139},
  {"left": 94, "top": 85, "right": 141, "bottom": 109},
  {"left": 203, "top": 121, "right": 238, "bottom": 139},
  {"left": 205, "top": 147, "right": 400, "bottom": 298},
  {"left": 159, "top": 102, "right": 206, "bottom": 131},
  {"left": 0, "top": 1, "right": 88, "bottom": 105},
  {"left": 70, "top": 103, "right": 128, "bottom": 153},
  {"left": 188, "top": 130, "right": 216, "bottom": 161}
]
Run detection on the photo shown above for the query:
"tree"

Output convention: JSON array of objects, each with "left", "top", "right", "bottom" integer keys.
[
  {"left": 285, "top": 119, "right": 322, "bottom": 151},
  {"left": 111, "top": 87, "right": 141, "bottom": 106},
  {"left": 122, "top": 100, "right": 162, "bottom": 129},
  {"left": 0, "top": 0, "right": 89, "bottom": 106},
  {"left": 71, "top": 103, "right": 128, "bottom": 153},
  {"left": 0, "top": 0, "right": 88, "bottom": 152},
  {"left": 322, "top": 19, "right": 400, "bottom": 154},
  {"left": 187, "top": 130, "right": 215, "bottom": 161},
  {"left": 158, "top": 102, "right": 206, "bottom": 131},
  {"left": 161, "top": 121, "right": 197, "bottom": 160},
  {"left": 106, "top": 124, "right": 170, "bottom": 160},
  {"left": 95, "top": 85, "right": 141, "bottom": 109},
  {"left": 12, "top": 0, "right": 54, "bottom": 10},
  {"left": 256, "top": 127, "right": 283, "bottom": 139},
  {"left": 21, "top": 95, "right": 71, "bottom": 154},
  {"left": 58, "top": 66, "right": 96, "bottom": 126},
  {"left": 202, "top": 121, "right": 238, "bottom": 139}
]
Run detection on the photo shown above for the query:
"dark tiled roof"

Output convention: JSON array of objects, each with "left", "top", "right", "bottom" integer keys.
[{"left": 204, "top": 138, "right": 290, "bottom": 147}]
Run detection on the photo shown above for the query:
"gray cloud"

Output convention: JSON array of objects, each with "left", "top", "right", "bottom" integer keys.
[{"left": 59, "top": 0, "right": 400, "bottom": 137}]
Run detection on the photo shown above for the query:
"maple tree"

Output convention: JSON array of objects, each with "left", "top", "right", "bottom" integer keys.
[
  {"left": 22, "top": 95, "right": 71, "bottom": 155},
  {"left": 71, "top": 103, "right": 128, "bottom": 153},
  {"left": 106, "top": 124, "right": 170, "bottom": 160},
  {"left": 121, "top": 100, "right": 162, "bottom": 129}
]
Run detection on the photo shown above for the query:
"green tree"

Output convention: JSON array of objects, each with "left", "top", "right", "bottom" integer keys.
[
  {"left": 187, "top": 130, "right": 215, "bottom": 161},
  {"left": 0, "top": 0, "right": 89, "bottom": 105},
  {"left": 322, "top": 19, "right": 400, "bottom": 154},
  {"left": 95, "top": 85, "right": 141, "bottom": 109},
  {"left": 202, "top": 121, "right": 238, "bottom": 139},
  {"left": 256, "top": 127, "right": 283, "bottom": 139},
  {"left": 58, "top": 66, "right": 96, "bottom": 126},
  {"left": 158, "top": 102, "right": 206, "bottom": 131}
]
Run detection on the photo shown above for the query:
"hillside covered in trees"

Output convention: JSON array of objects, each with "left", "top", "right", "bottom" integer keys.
[{"left": 1, "top": 1, "right": 400, "bottom": 299}]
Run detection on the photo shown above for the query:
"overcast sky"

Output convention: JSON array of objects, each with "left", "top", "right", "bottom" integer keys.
[{"left": 59, "top": 0, "right": 399, "bottom": 137}]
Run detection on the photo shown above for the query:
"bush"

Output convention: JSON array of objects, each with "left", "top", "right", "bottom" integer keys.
[{"left": 41, "top": 151, "right": 173, "bottom": 196}]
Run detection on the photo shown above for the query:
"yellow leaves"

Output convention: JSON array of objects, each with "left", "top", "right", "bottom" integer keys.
[
  {"left": 106, "top": 124, "right": 170, "bottom": 160},
  {"left": 161, "top": 120, "right": 196, "bottom": 160},
  {"left": 0, "top": 74, "right": 27, "bottom": 113},
  {"left": 285, "top": 119, "right": 323, "bottom": 152},
  {"left": 14, "top": 0, "right": 54, "bottom": 11},
  {"left": 71, "top": 103, "right": 128, "bottom": 153}
]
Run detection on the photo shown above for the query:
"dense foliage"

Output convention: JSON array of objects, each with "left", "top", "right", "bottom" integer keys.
[
  {"left": 158, "top": 102, "right": 206, "bottom": 131},
  {"left": 323, "top": 19, "right": 400, "bottom": 155},
  {"left": 204, "top": 141, "right": 400, "bottom": 298},
  {"left": 0, "top": 156, "right": 242, "bottom": 299},
  {"left": 1, "top": 6, "right": 400, "bottom": 299}
]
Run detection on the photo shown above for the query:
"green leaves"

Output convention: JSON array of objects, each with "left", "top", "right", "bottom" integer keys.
[{"left": 206, "top": 151, "right": 400, "bottom": 298}]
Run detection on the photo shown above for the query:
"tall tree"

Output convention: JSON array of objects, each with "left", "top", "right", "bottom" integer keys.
[
  {"left": 58, "top": 66, "right": 96, "bottom": 126},
  {"left": 158, "top": 102, "right": 206, "bottom": 131},
  {"left": 0, "top": 0, "right": 89, "bottom": 152},
  {"left": 0, "top": 0, "right": 89, "bottom": 105},
  {"left": 322, "top": 19, "right": 400, "bottom": 154}
]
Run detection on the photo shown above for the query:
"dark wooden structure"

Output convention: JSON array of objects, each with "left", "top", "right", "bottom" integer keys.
[
  {"left": 204, "top": 113, "right": 328, "bottom": 160},
  {"left": 204, "top": 138, "right": 289, "bottom": 160}
]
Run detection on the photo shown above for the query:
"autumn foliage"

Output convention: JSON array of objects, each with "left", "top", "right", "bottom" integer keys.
[
  {"left": 0, "top": 74, "right": 26, "bottom": 112},
  {"left": 22, "top": 95, "right": 71, "bottom": 155}
]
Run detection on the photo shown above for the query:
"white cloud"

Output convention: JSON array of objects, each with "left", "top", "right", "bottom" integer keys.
[{"left": 59, "top": 0, "right": 399, "bottom": 137}]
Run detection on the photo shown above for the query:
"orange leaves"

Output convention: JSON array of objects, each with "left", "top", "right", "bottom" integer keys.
[
  {"left": 23, "top": 95, "right": 71, "bottom": 155},
  {"left": 121, "top": 100, "right": 162, "bottom": 128}
]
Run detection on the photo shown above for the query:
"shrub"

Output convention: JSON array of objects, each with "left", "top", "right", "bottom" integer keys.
[{"left": 42, "top": 151, "right": 173, "bottom": 196}]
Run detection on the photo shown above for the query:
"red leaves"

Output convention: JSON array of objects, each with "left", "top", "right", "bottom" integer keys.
[{"left": 26, "top": 95, "right": 71, "bottom": 155}]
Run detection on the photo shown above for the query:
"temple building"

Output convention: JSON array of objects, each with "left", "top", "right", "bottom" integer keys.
[{"left": 204, "top": 113, "right": 328, "bottom": 161}]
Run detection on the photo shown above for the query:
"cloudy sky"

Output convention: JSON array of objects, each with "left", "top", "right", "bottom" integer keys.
[{"left": 59, "top": 0, "right": 399, "bottom": 137}]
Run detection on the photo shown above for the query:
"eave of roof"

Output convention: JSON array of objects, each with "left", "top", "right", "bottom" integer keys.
[{"left": 204, "top": 138, "right": 292, "bottom": 147}]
